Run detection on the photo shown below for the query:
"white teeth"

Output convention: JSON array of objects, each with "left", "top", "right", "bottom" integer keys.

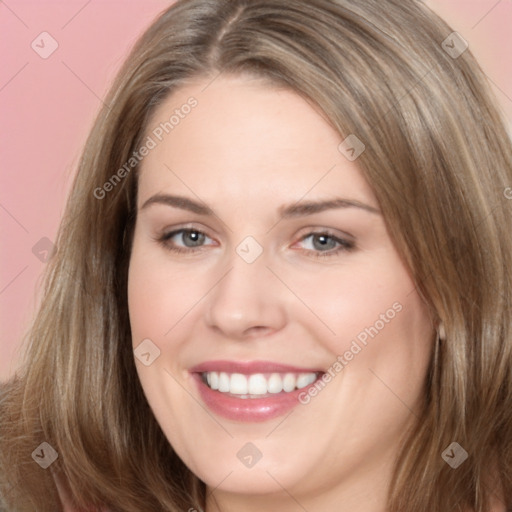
[
  {"left": 267, "top": 373, "right": 283, "bottom": 393},
  {"left": 283, "top": 373, "right": 296, "bottom": 392},
  {"left": 296, "top": 373, "right": 317, "bottom": 389},
  {"left": 248, "top": 374, "right": 267, "bottom": 394},
  {"left": 230, "top": 373, "right": 248, "bottom": 394},
  {"left": 202, "top": 371, "right": 319, "bottom": 396},
  {"left": 218, "top": 372, "right": 230, "bottom": 392},
  {"left": 209, "top": 371, "right": 219, "bottom": 390}
]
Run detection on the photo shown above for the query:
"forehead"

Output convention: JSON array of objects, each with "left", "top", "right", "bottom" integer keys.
[{"left": 137, "top": 75, "right": 377, "bottom": 209}]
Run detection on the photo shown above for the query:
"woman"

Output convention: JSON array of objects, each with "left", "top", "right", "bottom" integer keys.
[{"left": 1, "top": 0, "right": 511, "bottom": 511}]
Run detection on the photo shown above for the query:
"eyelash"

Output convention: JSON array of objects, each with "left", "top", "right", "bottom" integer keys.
[{"left": 157, "top": 228, "right": 355, "bottom": 258}]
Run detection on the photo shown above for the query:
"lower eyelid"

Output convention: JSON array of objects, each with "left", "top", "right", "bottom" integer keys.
[
  {"left": 297, "top": 232, "right": 353, "bottom": 248},
  {"left": 162, "top": 229, "right": 214, "bottom": 246},
  {"left": 158, "top": 229, "right": 354, "bottom": 254}
]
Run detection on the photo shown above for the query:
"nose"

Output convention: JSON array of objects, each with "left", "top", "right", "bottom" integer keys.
[{"left": 204, "top": 245, "right": 288, "bottom": 340}]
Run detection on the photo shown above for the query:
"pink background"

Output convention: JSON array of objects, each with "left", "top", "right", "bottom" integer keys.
[{"left": 1, "top": 0, "right": 511, "bottom": 381}]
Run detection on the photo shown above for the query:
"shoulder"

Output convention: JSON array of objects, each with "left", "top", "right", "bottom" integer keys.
[
  {"left": 52, "top": 469, "right": 80, "bottom": 511},
  {"left": 52, "top": 469, "right": 110, "bottom": 512}
]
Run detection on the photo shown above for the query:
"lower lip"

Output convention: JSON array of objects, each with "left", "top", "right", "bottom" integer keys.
[{"left": 191, "top": 373, "right": 321, "bottom": 422}]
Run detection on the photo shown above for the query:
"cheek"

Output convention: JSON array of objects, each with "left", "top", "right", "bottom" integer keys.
[
  {"left": 128, "top": 234, "right": 433, "bottom": 370},
  {"left": 284, "top": 253, "right": 422, "bottom": 346},
  {"left": 286, "top": 251, "right": 434, "bottom": 382},
  {"left": 127, "top": 245, "right": 208, "bottom": 343},
  {"left": 127, "top": 246, "right": 195, "bottom": 430}
]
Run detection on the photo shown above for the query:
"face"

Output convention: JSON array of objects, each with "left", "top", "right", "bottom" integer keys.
[{"left": 128, "top": 75, "right": 434, "bottom": 509}]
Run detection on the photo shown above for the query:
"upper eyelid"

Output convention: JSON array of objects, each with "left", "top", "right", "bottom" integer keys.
[
  {"left": 161, "top": 225, "right": 351, "bottom": 237},
  {"left": 298, "top": 228, "right": 354, "bottom": 242},
  {"left": 162, "top": 226, "right": 215, "bottom": 241},
  {"left": 160, "top": 223, "right": 353, "bottom": 237},
  {"left": 161, "top": 227, "right": 353, "bottom": 247}
]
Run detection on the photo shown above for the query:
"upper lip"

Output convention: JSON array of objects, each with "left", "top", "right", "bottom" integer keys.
[{"left": 189, "top": 360, "right": 324, "bottom": 375}]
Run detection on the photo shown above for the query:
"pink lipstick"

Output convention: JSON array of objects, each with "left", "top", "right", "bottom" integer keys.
[{"left": 189, "top": 360, "right": 324, "bottom": 422}]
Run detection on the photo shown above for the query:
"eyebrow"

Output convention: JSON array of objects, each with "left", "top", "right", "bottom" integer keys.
[{"left": 140, "top": 193, "right": 380, "bottom": 217}]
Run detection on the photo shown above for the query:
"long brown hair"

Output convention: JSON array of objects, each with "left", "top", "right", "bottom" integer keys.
[{"left": 1, "top": 1, "right": 511, "bottom": 510}]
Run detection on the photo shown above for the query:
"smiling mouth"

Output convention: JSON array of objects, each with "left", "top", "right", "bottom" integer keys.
[{"left": 200, "top": 371, "right": 323, "bottom": 398}]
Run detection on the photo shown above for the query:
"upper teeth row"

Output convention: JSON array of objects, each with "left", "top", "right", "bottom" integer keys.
[{"left": 204, "top": 371, "right": 318, "bottom": 395}]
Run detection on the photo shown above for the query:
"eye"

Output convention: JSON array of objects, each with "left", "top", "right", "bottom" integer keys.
[
  {"left": 156, "top": 227, "right": 354, "bottom": 258},
  {"left": 158, "top": 228, "right": 214, "bottom": 253},
  {"left": 296, "top": 231, "right": 355, "bottom": 258}
]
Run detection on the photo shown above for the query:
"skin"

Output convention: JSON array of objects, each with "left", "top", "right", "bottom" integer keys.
[{"left": 127, "top": 75, "right": 435, "bottom": 512}]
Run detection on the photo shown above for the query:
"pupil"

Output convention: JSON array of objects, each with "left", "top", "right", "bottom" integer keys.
[
  {"left": 186, "top": 231, "right": 203, "bottom": 246},
  {"left": 314, "top": 234, "right": 333, "bottom": 250}
]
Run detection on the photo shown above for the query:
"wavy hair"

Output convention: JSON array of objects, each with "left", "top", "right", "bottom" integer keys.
[{"left": 1, "top": 0, "right": 511, "bottom": 510}]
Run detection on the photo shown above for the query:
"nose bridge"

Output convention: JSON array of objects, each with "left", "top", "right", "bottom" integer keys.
[
  {"left": 225, "top": 252, "right": 267, "bottom": 299},
  {"left": 204, "top": 237, "right": 287, "bottom": 337}
]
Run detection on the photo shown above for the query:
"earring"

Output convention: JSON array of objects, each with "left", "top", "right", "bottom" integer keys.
[{"left": 438, "top": 322, "right": 446, "bottom": 341}]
